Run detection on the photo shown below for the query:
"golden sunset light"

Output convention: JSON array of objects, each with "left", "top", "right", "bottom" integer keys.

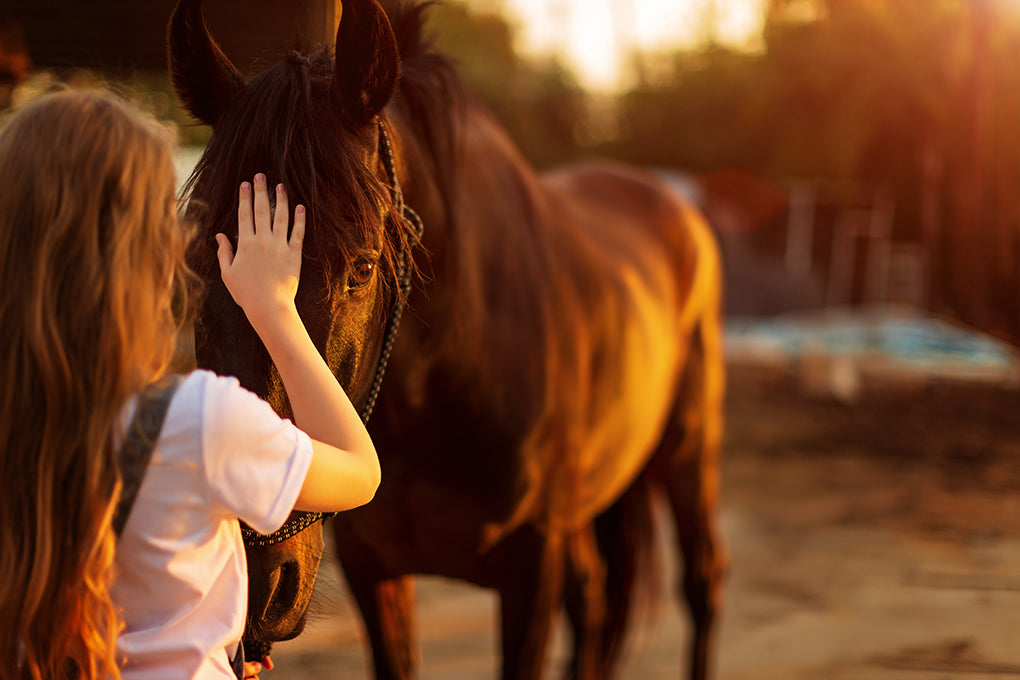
[
  {"left": 7, "top": 1, "right": 1020, "bottom": 678},
  {"left": 501, "top": 0, "right": 768, "bottom": 91}
]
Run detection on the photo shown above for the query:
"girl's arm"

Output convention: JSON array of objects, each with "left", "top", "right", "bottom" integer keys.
[{"left": 214, "top": 173, "right": 380, "bottom": 512}]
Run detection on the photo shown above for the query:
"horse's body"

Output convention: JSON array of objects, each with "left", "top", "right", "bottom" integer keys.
[
  {"left": 169, "top": 1, "right": 727, "bottom": 678},
  {"left": 343, "top": 103, "right": 727, "bottom": 679}
]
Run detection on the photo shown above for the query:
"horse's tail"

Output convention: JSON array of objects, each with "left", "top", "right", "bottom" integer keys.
[{"left": 596, "top": 470, "right": 660, "bottom": 671}]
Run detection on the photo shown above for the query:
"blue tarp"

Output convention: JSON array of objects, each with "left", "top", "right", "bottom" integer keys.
[{"left": 725, "top": 309, "right": 1017, "bottom": 370}]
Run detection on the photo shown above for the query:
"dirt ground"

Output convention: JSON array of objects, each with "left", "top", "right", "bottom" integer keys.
[{"left": 266, "top": 359, "right": 1020, "bottom": 680}]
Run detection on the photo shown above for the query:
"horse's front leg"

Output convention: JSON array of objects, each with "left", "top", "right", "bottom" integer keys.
[
  {"left": 333, "top": 522, "right": 418, "bottom": 680},
  {"left": 490, "top": 524, "right": 565, "bottom": 680}
]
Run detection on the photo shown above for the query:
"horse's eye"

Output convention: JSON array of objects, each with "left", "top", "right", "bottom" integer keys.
[{"left": 348, "top": 259, "right": 376, "bottom": 291}]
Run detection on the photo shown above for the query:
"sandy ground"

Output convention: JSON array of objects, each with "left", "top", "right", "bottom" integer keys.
[{"left": 262, "top": 358, "right": 1020, "bottom": 679}]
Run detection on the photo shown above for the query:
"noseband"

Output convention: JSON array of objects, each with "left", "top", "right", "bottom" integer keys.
[{"left": 240, "top": 118, "right": 423, "bottom": 548}]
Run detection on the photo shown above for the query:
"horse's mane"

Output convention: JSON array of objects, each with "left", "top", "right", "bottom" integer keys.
[
  {"left": 385, "top": 0, "right": 463, "bottom": 236},
  {"left": 182, "top": 0, "right": 462, "bottom": 304},
  {"left": 387, "top": 2, "right": 554, "bottom": 355},
  {"left": 182, "top": 50, "right": 393, "bottom": 296}
]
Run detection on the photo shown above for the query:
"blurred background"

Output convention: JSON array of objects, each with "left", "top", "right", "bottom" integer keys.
[
  {"left": 3, "top": 0, "right": 1019, "bottom": 677},
  {"left": 5, "top": 0, "right": 1020, "bottom": 345}
]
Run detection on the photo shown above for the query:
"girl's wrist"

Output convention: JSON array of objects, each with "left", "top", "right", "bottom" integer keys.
[{"left": 246, "top": 299, "right": 302, "bottom": 343}]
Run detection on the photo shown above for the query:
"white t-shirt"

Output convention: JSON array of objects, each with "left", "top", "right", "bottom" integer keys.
[{"left": 111, "top": 370, "right": 313, "bottom": 680}]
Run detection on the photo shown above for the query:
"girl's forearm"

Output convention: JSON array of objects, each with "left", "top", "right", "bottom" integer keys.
[{"left": 252, "top": 304, "right": 377, "bottom": 465}]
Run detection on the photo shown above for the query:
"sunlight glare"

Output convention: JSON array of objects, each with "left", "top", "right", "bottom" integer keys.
[{"left": 502, "top": 0, "right": 767, "bottom": 92}]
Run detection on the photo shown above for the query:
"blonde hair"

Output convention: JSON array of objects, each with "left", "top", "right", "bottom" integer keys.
[{"left": 0, "top": 90, "right": 193, "bottom": 679}]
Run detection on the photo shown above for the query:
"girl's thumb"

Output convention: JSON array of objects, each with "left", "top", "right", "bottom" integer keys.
[{"left": 215, "top": 233, "right": 234, "bottom": 272}]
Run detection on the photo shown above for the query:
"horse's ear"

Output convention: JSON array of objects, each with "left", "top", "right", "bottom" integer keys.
[
  {"left": 330, "top": 0, "right": 400, "bottom": 125},
  {"left": 167, "top": 0, "right": 245, "bottom": 127}
]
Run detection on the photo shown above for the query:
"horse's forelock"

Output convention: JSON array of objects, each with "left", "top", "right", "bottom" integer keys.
[
  {"left": 183, "top": 1, "right": 459, "bottom": 310},
  {"left": 183, "top": 53, "right": 399, "bottom": 292}
]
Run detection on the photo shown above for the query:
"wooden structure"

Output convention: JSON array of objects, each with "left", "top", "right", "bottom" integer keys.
[
  {"left": 0, "top": 0, "right": 340, "bottom": 74},
  {"left": 782, "top": 179, "right": 920, "bottom": 309}
]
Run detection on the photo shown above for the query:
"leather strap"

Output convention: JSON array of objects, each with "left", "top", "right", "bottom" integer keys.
[
  {"left": 229, "top": 642, "right": 245, "bottom": 679},
  {"left": 113, "top": 375, "right": 183, "bottom": 537}
]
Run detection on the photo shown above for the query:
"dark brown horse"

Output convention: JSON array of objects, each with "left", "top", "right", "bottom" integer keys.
[{"left": 169, "top": 1, "right": 728, "bottom": 678}]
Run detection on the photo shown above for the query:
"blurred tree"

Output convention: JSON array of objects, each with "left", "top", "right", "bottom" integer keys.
[
  {"left": 34, "top": 0, "right": 1008, "bottom": 341},
  {"left": 593, "top": 0, "right": 1020, "bottom": 344},
  {"left": 427, "top": 1, "right": 588, "bottom": 167}
]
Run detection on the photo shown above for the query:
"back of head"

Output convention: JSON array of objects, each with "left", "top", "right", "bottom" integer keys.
[{"left": 0, "top": 89, "right": 189, "bottom": 680}]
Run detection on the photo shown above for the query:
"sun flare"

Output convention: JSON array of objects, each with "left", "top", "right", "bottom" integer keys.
[{"left": 501, "top": 0, "right": 768, "bottom": 92}]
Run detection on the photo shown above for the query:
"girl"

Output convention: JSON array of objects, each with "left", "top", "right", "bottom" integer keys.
[{"left": 0, "top": 90, "right": 379, "bottom": 679}]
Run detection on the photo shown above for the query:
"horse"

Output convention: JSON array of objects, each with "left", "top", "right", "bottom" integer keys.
[{"left": 169, "top": 1, "right": 729, "bottom": 678}]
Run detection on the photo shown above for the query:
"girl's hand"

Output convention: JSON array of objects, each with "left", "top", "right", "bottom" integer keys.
[
  {"left": 242, "top": 660, "right": 260, "bottom": 679},
  {"left": 216, "top": 174, "right": 305, "bottom": 332},
  {"left": 243, "top": 655, "right": 273, "bottom": 679}
]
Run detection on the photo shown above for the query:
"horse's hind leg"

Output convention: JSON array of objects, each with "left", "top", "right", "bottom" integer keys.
[
  {"left": 333, "top": 523, "right": 418, "bottom": 680},
  {"left": 655, "top": 316, "right": 728, "bottom": 680},
  {"left": 563, "top": 478, "right": 656, "bottom": 680},
  {"left": 563, "top": 523, "right": 608, "bottom": 680},
  {"left": 490, "top": 524, "right": 565, "bottom": 679}
]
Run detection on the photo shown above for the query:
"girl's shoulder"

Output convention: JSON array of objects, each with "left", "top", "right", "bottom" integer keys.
[
  {"left": 177, "top": 367, "right": 242, "bottom": 395},
  {"left": 171, "top": 371, "right": 312, "bottom": 532},
  {"left": 181, "top": 368, "right": 280, "bottom": 424},
  {"left": 173, "top": 369, "right": 264, "bottom": 414},
  {"left": 174, "top": 369, "right": 303, "bottom": 461},
  {"left": 157, "top": 369, "right": 277, "bottom": 454}
]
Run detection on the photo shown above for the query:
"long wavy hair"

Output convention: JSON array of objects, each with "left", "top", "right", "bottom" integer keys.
[{"left": 0, "top": 90, "right": 192, "bottom": 679}]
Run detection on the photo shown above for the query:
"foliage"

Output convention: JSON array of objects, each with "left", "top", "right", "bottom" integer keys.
[
  {"left": 426, "top": 1, "right": 588, "bottom": 168},
  {"left": 597, "top": 0, "right": 1020, "bottom": 342},
  {"left": 14, "top": 0, "right": 1020, "bottom": 340},
  {"left": 430, "top": 0, "right": 1020, "bottom": 342}
]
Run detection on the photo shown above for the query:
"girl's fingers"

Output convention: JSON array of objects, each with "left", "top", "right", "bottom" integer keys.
[
  {"left": 237, "top": 182, "right": 254, "bottom": 239},
  {"left": 253, "top": 174, "right": 271, "bottom": 235},
  {"left": 291, "top": 205, "right": 306, "bottom": 251},
  {"left": 274, "top": 184, "right": 289, "bottom": 240},
  {"left": 215, "top": 233, "right": 234, "bottom": 273}
]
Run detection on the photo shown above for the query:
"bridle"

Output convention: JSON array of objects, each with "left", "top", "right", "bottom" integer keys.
[{"left": 240, "top": 118, "right": 423, "bottom": 548}]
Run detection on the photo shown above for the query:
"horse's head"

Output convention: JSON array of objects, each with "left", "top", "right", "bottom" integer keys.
[{"left": 169, "top": 0, "right": 414, "bottom": 655}]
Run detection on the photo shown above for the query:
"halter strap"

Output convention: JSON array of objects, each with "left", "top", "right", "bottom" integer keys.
[
  {"left": 241, "top": 118, "right": 422, "bottom": 548},
  {"left": 358, "top": 118, "right": 423, "bottom": 422}
]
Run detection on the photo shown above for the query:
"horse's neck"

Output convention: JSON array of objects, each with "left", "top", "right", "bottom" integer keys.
[
  {"left": 395, "top": 102, "right": 555, "bottom": 366},
  {"left": 389, "top": 108, "right": 454, "bottom": 264}
]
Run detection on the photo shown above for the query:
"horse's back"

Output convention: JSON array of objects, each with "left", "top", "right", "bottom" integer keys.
[
  {"left": 541, "top": 160, "right": 719, "bottom": 308},
  {"left": 535, "top": 160, "right": 723, "bottom": 522}
]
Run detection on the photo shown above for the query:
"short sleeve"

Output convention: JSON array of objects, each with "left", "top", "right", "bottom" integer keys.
[{"left": 199, "top": 372, "right": 313, "bottom": 535}]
